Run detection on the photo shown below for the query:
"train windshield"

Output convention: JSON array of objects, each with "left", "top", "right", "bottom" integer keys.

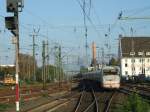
[{"left": 103, "top": 69, "right": 118, "bottom": 75}]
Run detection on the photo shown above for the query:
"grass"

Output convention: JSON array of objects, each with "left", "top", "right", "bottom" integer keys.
[
  {"left": 42, "top": 92, "right": 49, "bottom": 98},
  {"left": 0, "top": 103, "right": 13, "bottom": 111},
  {"left": 122, "top": 92, "right": 150, "bottom": 112}
]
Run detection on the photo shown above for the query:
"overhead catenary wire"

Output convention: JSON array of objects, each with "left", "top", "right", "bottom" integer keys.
[
  {"left": 122, "top": 6, "right": 150, "bottom": 17},
  {"left": 23, "top": 8, "right": 75, "bottom": 33},
  {"left": 23, "top": 8, "right": 54, "bottom": 29},
  {"left": 75, "top": 0, "right": 102, "bottom": 38}
]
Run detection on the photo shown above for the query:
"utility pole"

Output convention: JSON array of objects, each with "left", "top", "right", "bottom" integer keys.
[
  {"left": 14, "top": 10, "right": 20, "bottom": 112},
  {"left": 54, "top": 45, "right": 58, "bottom": 82},
  {"left": 85, "top": 28, "right": 88, "bottom": 66},
  {"left": 58, "top": 45, "right": 62, "bottom": 86},
  {"left": 32, "top": 33, "right": 36, "bottom": 81},
  {"left": 46, "top": 40, "right": 50, "bottom": 81},
  {"left": 131, "top": 27, "right": 135, "bottom": 78},
  {"left": 142, "top": 51, "right": 145, "bottom": 75},
  {"left": 105, "top": 25, "right": 111, "bottom": 64},
  {"left": 98, "top": 48, "right": 100, "bottom": 64},
  {"left": 27, "top": 55, "right": 30, "bottom": 80},
  {"left": 0, "top": 56, "right": 1, "bottom": 72},
  {"left": 42, "top": 41, "right": 46, "bottom": 89},
  {"left": 30, "top": 28, "right": 39, "bottom": 81},
  {"left": 101, "top": 47, "right": 105, "bottom": 68},
  {"left": 82, "top": 0, "right": 89, "bottom": 66},
  {"left": 5, "top": 0, "right": 24, "bottom": 111}
]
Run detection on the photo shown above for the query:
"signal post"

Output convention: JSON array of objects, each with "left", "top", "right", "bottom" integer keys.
[{"left": 5, "top": 0, "right": 24, "bottom": 111}]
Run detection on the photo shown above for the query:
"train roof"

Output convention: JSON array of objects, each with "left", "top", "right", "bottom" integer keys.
[
  {"left": 82, "top": 70, "right": 101, "bottom": 75},
  {"left": 102, "top": 66, "right": 119, "bottom": 70}
]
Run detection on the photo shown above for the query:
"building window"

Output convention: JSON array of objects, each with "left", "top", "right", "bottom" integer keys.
[
  {"left": 148, "top": 59, "right": 150, "bottom": 63},
  {"left": 139, "top": 67, "right": 142, "bottom": 71},
  {"left": 147, "top": 67, "right": 150, "bottom": 71},
  {"left": 138, "top": 52, "right": 143, "bottom": 56},
  {"left": 142, "top": 59, "right": 145, "bottom": 62},
  {"left": 130, "top": 52, "right": 135, "bottom": 56},
  {"left": 146, "top": 52, "right": 150, "bottom": 56},
  {"left": 131, "top": 59, "right": 135, "bottom": 63},
  {"left": 125, "top": 63, "right": 128, "bottom": 67},
  {"left": 139, "top": 59, "right": 142, "bottom": 63},
  {"left": 125, "top": 71, "right": 128, "bottom": 75},
  {"left": 132, "top": 67, "right": 135, "bottom": 71}
]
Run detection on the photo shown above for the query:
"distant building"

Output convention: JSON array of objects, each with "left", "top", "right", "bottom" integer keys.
[
  {"left": 119, "top": 36, "right": 150, "bottom": 78},
  {"left": 0, "top": 65, "right": 15, "bottom": 78},
  {"left": 0, "top": 65, "right": 15, "bottom": 68}
]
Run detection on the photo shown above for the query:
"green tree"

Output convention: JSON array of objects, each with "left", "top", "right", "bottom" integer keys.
[
  {"left": 19, "top": 53, "right": 37, "bottom": 81},
  {"left": 80, "top": 66, "right": 88, "bottom": 73},
  {"left": 109, "top": 57, "right": 119, "bottom": 66},
  {"left": 36, "top": 65, "right": 64, "bottom": 82}
]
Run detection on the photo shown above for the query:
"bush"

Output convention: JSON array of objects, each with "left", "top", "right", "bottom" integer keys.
[
  {"left": 123, "top": 92, "right": 150, "bottom": 112},
  {"left": 0, "top": 103, "right": 13, "bottom": 111}
]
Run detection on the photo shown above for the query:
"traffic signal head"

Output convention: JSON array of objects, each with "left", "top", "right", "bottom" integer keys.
[
  {"left": 5, "top": 16, "right": 16, "bottom": 30},
  {"left": 6, "top": 0, "right": 18, "bottom": 12}
]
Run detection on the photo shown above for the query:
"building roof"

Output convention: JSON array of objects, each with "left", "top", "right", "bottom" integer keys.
[{"left": 120, "top": 37, "right": 150, "bottom": 57}]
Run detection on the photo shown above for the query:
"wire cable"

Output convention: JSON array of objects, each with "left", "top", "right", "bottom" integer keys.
[{"left": 75, "top": 0, "right": 102, "bottom": 38}]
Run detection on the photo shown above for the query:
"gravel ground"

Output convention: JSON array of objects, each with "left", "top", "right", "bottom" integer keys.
[
  {"left": 1, "top": 81, "right": 130, "bottom": 112},
  {"left": 51, "top": 98, "right": 78, "bottom": 112},
  {"left": 109, "top": 91, "right": 127, "bottom": 112},
  {"left": 3, "top": 91, "right": 69, "bottom": 112},
  {"left": 1, "top": 81, "right": 79, "bottom": 112}
]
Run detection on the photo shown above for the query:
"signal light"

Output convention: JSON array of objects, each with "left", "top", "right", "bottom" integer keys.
[
  {"left": 5, "top": 16, "right": 16, "bottom": 30},
  {"left": 6, "top": 0, "right": 18, "bottom": 12}
]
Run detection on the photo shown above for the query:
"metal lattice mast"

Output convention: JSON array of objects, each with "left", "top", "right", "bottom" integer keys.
[{"left": 131, "top": 27, "right": 135, "bottom": 77}]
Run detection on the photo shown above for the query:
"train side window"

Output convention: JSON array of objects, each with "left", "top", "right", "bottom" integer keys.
[
  {"left": 139, "top": 67, "right": 142, "bottom": 71},
  {"left": 125, "top": 63, "right": 128, "bottom": 67},
  {"left": 147, "top": 67, "right": 150, "bottom": 71},
  {"left": 142, "top": 59, "right": 145, "bottom": 62},
  {"left": 131, "top": 59, "right": 135, "bottom": 63},
  {"left": 147, "top": 59, "right": 150, "bottom": 62},
  {"left": 132, "top": 67, "right": 135, "bottom": 71}
]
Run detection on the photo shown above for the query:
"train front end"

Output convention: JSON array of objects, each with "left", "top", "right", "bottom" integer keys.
[
  {"left": 102, "top": 75, "right": 120, "bottom": 89},
  {"left": 101, "top": 66, "right": 120, "bottom": 89}
]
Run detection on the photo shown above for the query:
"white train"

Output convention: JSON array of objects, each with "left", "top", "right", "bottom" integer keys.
[{"left": 82, "top": 66, "right": 120, "bottom": 89}]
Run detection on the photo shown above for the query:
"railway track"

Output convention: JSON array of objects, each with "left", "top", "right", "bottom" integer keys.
[
  {"left": 103, "top": 91, "right": 116, "bottom": 112},
  {"left": 0, "top": 84, "right": 70, "bottom": 103},
  {"left": 2, "top": 79, "right": 129, "bottom": 112},
  {"left": 74, "top": 86, "right": 98, "bottom": 112},
  {"left": 120, "top": 84, "right": 150, "bottom": 101},
  {"left": 130, "top": 84, "right": 150, "bottom": 92},
  {"left": 0, "top": 82, "right": 70, "bottom": 96},
  {"left": 26, "top": 98, "right": 74, "bottom": 112},
  {"left": 23, "top": 91, "right": 81, "bottom": 112}
]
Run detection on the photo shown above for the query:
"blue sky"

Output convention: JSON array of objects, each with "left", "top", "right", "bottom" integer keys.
[{"left": 0, "top": 0, "right": 150, "bottom": 66}]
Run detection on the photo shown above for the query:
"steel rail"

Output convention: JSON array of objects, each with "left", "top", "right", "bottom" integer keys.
[
  {"left": 91, "top": 88, "right": 99, "bottom": 112},
  {"left": 83, "top": 100, "right": 95, "bottom": 112},
  {"left": 46, "top": 99, "right": 74, "bottom": 112},
  {"left": 24, "top": 92, "right": 81, "bottom": 112},
  {"left": 103, "top": 91, "right": 116, "bottom": 112},
  {"left": 121, "top": 84, "right": 150, "bottom": 95},
  {"left": 120, "top": 86, "right": 150, "bottom": 102},
  {"left": 83, "top": 88, "right": 99, "bottom": 112},
  {"left": 125, "top": 84, "right": 150, "bottom": 92},
  {"left": 74, "top": 87, "right": 85, "bottom": 112}
]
